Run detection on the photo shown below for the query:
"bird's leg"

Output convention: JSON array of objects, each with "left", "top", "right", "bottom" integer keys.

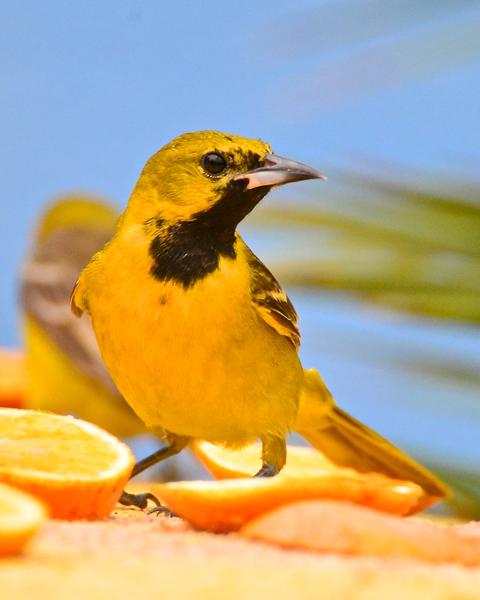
[
  {"left": 119, "top": 434, "right": 190, "bottom": 510},
  {"left": 254, "top": 436, "right": 286, "bottom": 478},
  {"left": 130, "top": 435, "right": 190, "bottom": 478}
]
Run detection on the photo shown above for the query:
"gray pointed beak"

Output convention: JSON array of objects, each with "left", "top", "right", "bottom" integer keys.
[{"left": 234, "top": 153, "right": 326, "bottom": 190}]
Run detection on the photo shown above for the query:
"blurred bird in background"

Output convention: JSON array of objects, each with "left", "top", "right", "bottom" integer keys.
[{"left": 20, "top": 197, "right": 144, "bottom": 437}]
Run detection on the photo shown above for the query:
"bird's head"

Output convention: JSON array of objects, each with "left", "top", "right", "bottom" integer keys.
[
  {"left": 126, "top": 130, "right": 324, "bottom": 228},
  {"left": 36, "top": 197, "right": 118, "bottom": 244}
]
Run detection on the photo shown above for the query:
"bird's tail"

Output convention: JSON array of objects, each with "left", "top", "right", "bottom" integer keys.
[{"left": 294, "top": 369, "right": 448, "bottom": 498}]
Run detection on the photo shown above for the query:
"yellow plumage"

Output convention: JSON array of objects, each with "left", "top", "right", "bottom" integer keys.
[
  {"left": 74, "top": 233, "right": 301, "bottom": 446},
  {"left": 71, "top": 131, "right": 447, "bottom": 500}
]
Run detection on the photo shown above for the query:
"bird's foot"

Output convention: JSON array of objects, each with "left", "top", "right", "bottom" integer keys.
[
  {"left": 147, "top": 505, "right": 178, "bottom": 518},
  {"left": 118, "top": 491, "right": 161, "bottom": 510},
  {"left": 254, "top": 464, "right": 279, "bottom": 477}
]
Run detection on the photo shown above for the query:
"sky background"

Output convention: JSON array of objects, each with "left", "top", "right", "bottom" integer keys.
[{"left": 2, "top": 1, "right": 480, "bottom": 483}]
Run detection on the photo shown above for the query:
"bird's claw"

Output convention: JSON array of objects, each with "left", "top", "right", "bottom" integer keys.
[
  {"left": 147, "top": 505, "right": 178, "bottom": 518},
  {"left": 119, "top": 491, "right": 161, "bottom": 510},
  {"left": 254, "top": 464, "right": 279, "bottom": 477}
]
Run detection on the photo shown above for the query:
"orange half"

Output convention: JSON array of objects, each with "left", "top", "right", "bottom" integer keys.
[
  {"left": 0, "top": 482, "right": 47, "bottom": 556},
  {"left": 194, "top": 439, "right": 433, "bottom": 510},
  {"left": 0, "top": 408, "right": 135, "bottom": 519},
  {"left": 154, "top": 471, "right": 425, "bottom": 533},
  {"left": 170, "top": 440, "right": 434, "bottom": 532},
  {"left": 193, "top": 440, "right": 336, "bottom": 479}
]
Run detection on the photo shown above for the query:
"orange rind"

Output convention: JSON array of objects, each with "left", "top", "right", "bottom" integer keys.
[
  {"left": 160, "top": 440, "right": 439, "bottom": 532},
  {"left": 153, "top": 468, "right": 426, "bottom": 533},
  {"left": 0, "top": 408, "right": 135, "bottom": 519}
]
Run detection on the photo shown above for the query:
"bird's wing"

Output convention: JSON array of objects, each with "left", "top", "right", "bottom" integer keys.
[
  {"left": 21, "top": 227, "right": 119, "bottom": 395},
  {"left": 243, "top": 242, "right": 300, "bottom": 350}
]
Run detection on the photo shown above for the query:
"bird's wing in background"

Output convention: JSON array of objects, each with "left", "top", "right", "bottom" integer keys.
[
  {"left": 21, "top": 226, "right": 118, "bottom": 395},
  {"left": 243, "top": 242, "right": 300, "bottom": 350}
]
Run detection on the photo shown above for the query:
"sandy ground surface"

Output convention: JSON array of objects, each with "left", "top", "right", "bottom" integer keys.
[{"left": 1, "top": 506, "right": 480, "bottom": 600}]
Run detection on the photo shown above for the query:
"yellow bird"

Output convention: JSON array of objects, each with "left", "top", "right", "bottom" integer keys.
[
  {"left": 71, "top": 131, "right": 446, "bottom": 508},
  {"left": 20, "top": 197, "right": 144, "bottom": 437}
]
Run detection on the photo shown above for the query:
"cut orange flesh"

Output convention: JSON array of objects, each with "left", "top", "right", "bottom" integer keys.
[
  {"left": 193, "top": 440, "right": 336, "bottom": 479},
  {"left": 0, "top": 350, "right": 26, "bottom": 408},
  {"left": 0, "top": 482, "right": 47, "bottom": 556},
  {"left": 0, "top": 408, "right": 135, "bottom": 519},
  {"left": 153, "top": 470, "right": 425, "bottom": 533}
]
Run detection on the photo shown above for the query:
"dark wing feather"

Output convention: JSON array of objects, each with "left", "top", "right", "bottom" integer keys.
[
  {"left": 21, "top": 227, "right": 119, "bottom": 395},
  {"left": 244, "top": 243, "right": 300, "bottom": 350}
]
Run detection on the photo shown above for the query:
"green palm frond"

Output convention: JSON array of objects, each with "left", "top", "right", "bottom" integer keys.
[
  {"left": 266, "top": 1, "right": 480, "bottom": 112},
  {"left": 249, "top": 175, "right": 480, "bottom": 324}
]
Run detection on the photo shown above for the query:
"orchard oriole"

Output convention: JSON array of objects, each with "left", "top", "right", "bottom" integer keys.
[{"left": 71, "top": 131, "right": 446, "bottom": 508}]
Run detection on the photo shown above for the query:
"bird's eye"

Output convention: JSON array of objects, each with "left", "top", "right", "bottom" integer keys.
[{"left": 201, "top": 152, "right": 227, "bottom": 175}]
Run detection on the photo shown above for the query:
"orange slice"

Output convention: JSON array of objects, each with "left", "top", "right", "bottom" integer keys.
[
  {"left": 0, "top": 349, "right": 26, "bottom": 408},
  {"left": 242, "top": 500, "right": 480, "bottom": 566},
  {"left": 0, "top": 482, "right": 47, "bottom": 556},
  {"left": 193, "top": 440, "right": 336, "bottom": 479},
  {"left": 153, "top": 470, "right": 425, "bottom": 533},
  {"left": 0, "top": 408, "right": 134, "bottom": 519}
]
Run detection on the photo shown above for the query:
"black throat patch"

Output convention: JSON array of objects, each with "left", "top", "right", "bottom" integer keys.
[
  {"left": 148, "top": 180, "right": 267, "bottom": 288},
  {"left": 149, "top": 217, "right": 237, "bottom": 289}
]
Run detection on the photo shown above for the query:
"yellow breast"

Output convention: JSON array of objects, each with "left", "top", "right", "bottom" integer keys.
[{"left": 79, "top": 225, "right": 302, "bottom": 445}]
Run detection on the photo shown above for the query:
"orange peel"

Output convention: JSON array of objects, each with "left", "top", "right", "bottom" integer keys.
[
  {"left": 154, "top": 469, "right": 426, "bottom": 533},
  {"left": 157, "top": 440, "right": 439, "bottom": 532},
  {"left": 0, "top": 408, "right": 134, "bottom": 519}
]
